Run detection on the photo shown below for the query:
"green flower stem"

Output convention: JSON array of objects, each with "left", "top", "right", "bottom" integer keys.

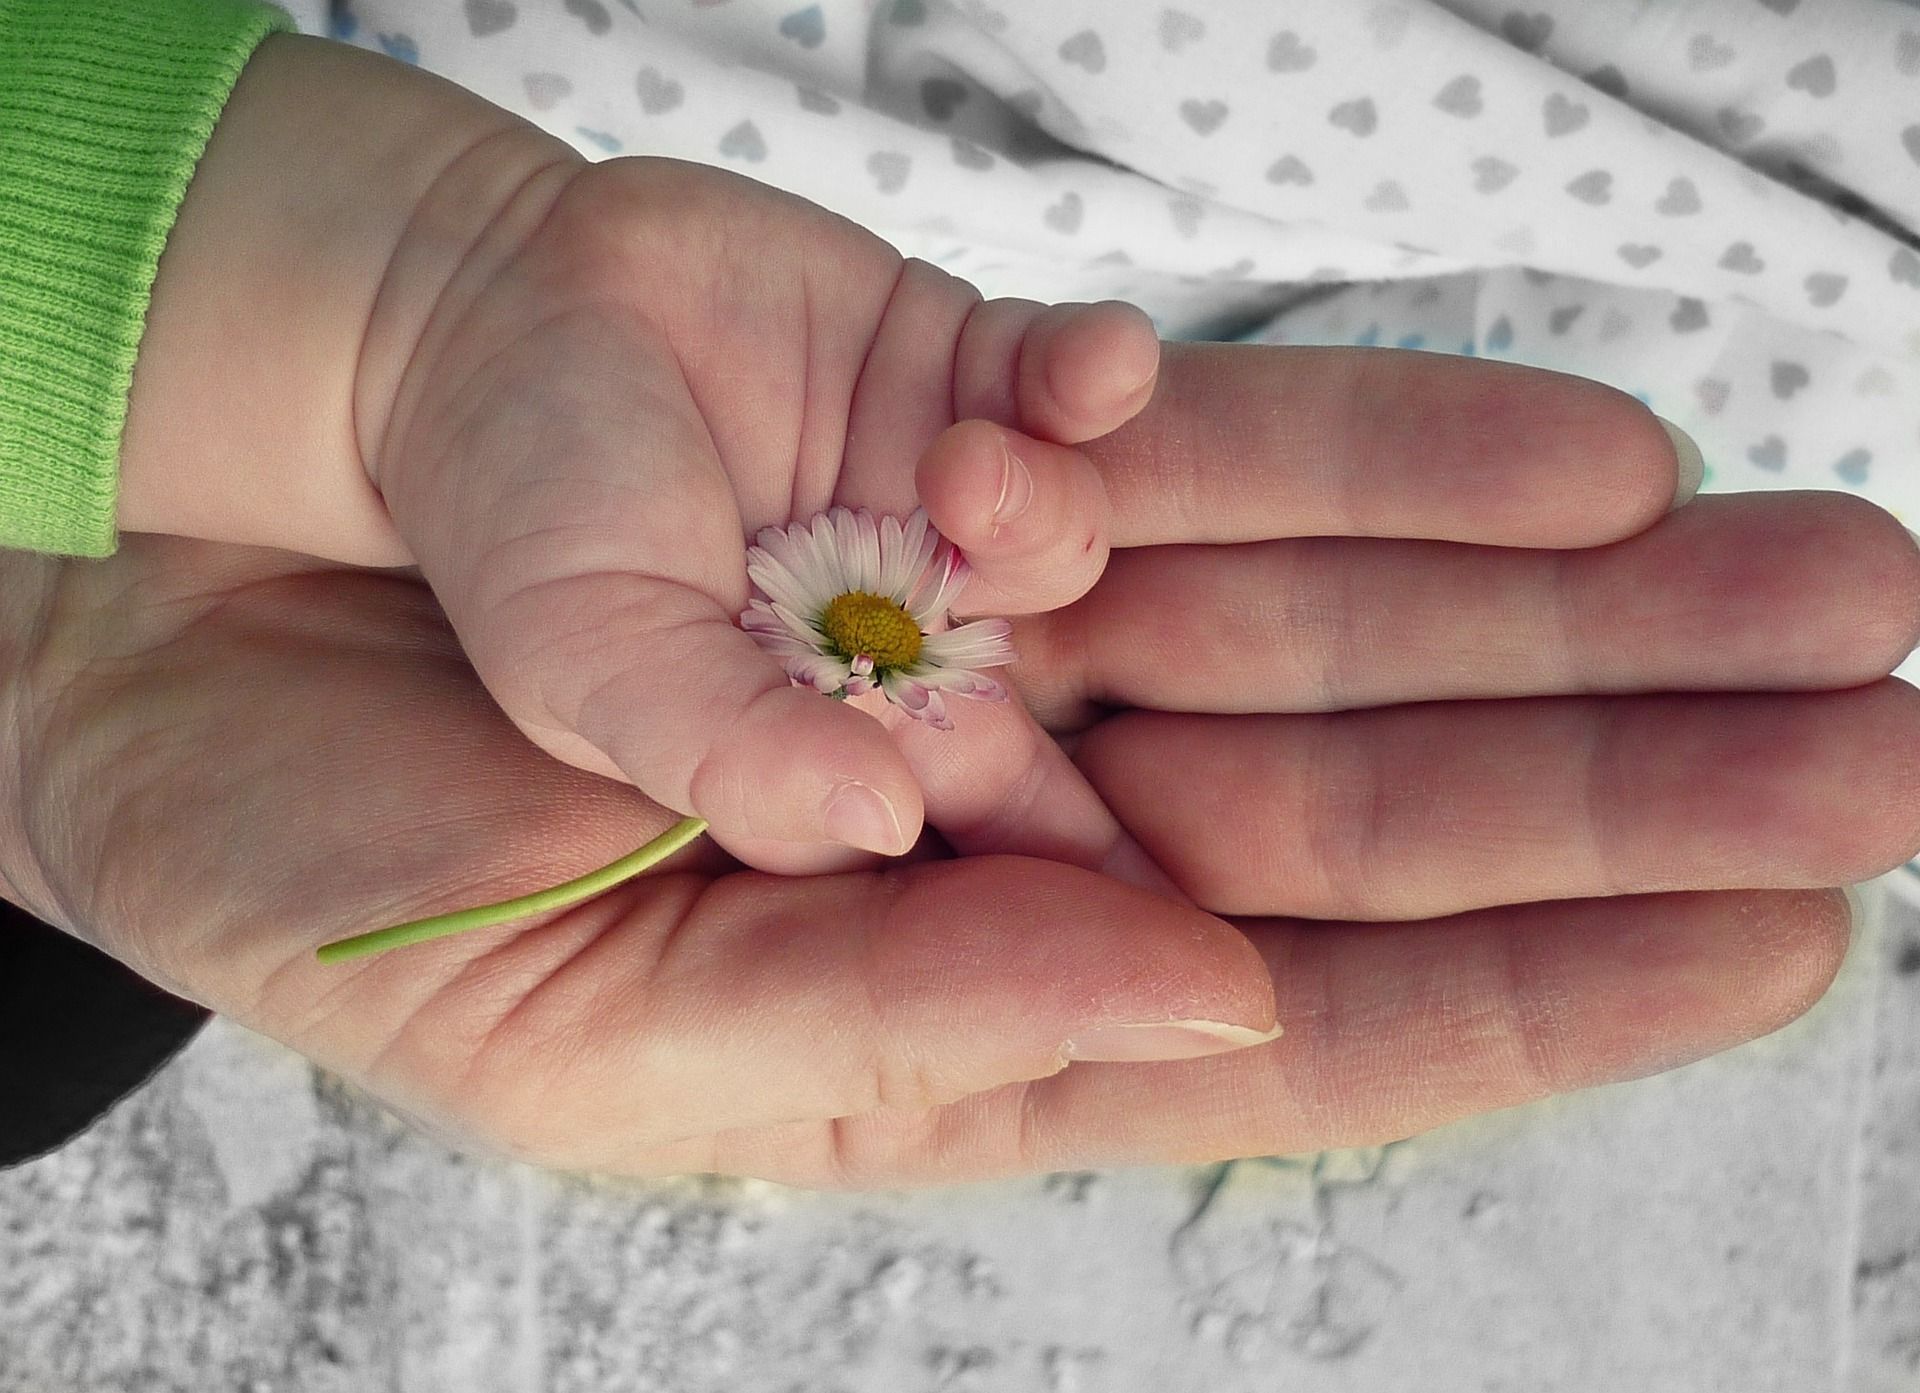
[{"left": 314, "top": 816, "right": 709, "bottom": 965}]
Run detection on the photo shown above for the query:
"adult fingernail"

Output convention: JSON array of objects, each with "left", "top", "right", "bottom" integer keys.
[
  {"left": 1658, "top": 416, "right": 1705, "bottom": 510},
  {"left": 1060, "top": 1018, "right": 1284, "bottom": 1062},
  {"left": 992, "top": 438, "right": 1033, "bottom": 531},
  {"left": 1840, "top": 881, "right": 1870, "bottom": 939},
  {"left": 823, "top": 779, "right": 907, "bottom": 855}
]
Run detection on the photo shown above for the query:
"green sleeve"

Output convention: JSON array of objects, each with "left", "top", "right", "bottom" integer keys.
[{"left": 0, "top": 0, "right": 296, "bottom": 558}]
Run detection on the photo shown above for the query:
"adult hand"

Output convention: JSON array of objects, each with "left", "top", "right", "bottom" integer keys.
[{"left": 5, "top": 343, "right": 1915, "bottom": 1184}]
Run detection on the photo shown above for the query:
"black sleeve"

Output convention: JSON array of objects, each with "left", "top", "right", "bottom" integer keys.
[{"left": 0, "top": 898, "right": 212, "bottom": 1169}]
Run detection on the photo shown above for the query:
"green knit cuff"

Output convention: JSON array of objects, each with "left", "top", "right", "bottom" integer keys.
[{"left": 0, "top": 0, "right": 297, "bottom": 558}]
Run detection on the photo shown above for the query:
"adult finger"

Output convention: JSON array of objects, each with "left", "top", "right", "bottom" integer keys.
[
  {"left": 354, "top": 855, "right": 1280, "bottom": 1170},
  {"left": 742, "top": 886, "right": 1849, "bottom": 1185},
  {"left": 1016, "top": 491, "right": 1920, "bottom": 725},
  {"left": 1071, "top": 684, "right": 1920, "bottom": 921},
  {"left": 1083, "top": 342, "right": 1700, "bottom": 549}
]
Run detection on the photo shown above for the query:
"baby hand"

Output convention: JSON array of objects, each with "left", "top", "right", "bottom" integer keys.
[{"left": 117, "top": 35, "right": 1158, "bottom": 873}]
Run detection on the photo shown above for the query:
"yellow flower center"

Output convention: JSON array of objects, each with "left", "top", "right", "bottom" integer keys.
[{"left": 820, "top": 591, "right": 922, "bottom": 669}]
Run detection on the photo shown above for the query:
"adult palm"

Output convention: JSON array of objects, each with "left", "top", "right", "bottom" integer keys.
[{"left": 4, "top": 339, "right": 1914, "bottom": 1185}]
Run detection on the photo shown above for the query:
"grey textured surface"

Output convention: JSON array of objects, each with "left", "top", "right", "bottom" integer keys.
[{"left": 2, "top": 878, "right": 1916, "bottom": 1392}]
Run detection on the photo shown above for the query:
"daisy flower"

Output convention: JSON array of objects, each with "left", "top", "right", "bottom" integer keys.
[{"left": 737, "top": 505, "right": 1016, "bottom": 731}]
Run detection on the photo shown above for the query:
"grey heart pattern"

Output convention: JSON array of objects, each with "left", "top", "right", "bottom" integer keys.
[
  {"left": 1689, "top": 34, "right": 1735, "bottom": 71},
  {"left": 1670, "top": 297, "right": 1710, "bottom": 332},
  {"left": 866, "top": 150, "right": 910, "bottom": 194},
  {"left": 795, "top": 85, "right": 840, "bottom": 115},
  {"left": 1160, "top": 9, "right": 1205, "bottom": 51},
  {"left": 1770, "top": 361, "right": 1810, "bottom": 398},
  {"left": 1899, "top": 33, "right": 1920, "bottom": 77},
  {"left": 1485, "top": 315, "right": 1515, "bottom": 351},
  {"left": 1584, "top": 64, "right": 1628, "bottom": 100},
  {"left": 1089, "top": 249, "right": 1133, "bottom": 267},
  {"left": 1892, "top": 248, "right": 1920, "bottom": 286},
  {"left": 564, "top": 0, "right": 611, "bottom": 33},
  {"left": 1329, "top": 97, "right": 1378, "bottom": 136},
  {"left": 1696, "top": 377, "right": 1730, "bottom": 414},
  {"left": 1210, "top": 257, "right": 1257, "bottom": 281},
  {"left": 951, "top": 136, "right": 993, "bottom": 170},
  {"left": 1747, "top": 436, "right": 1787, "bottom": 471},
  {"left": 1168, "top": 196, "right": 1204, "bottom": 238},
  {"left": 1903, "top": 126, "right": 1920, "bottom": 169},
  {"left": 1365, "top": 179, "right": 1409, "bottom": 212},
  {"left": 1598, "top": 307, "right": 1634, "bottom": 341},
  {"left": 1717, "top": 107, "right": 1764, "bottom": 142},
  {"left": 524, "top": 71, "right": 572, "bottom": 110},
  {"left": 922, "top": 78, "right": 968, "bottom": 121},
  {"left": 1618, "top": 243, "right": 1662, "bottom": 269},
  {"left": 1059, "top": 30, "right": 1106, "bottom": 73},
  {"left": 1757, "top": 0, "right": 1800, "bottom": 12},
  {"left": 1472, "top": 156, "right": 1519, "bottom": 193},
  {"left": 1267, "top": 30, "right": 1316, "bottom": 72},
  {"left": 1265, "top": 154, "right": 1313, "bottom": 185},
  {"left": 636, "top": 67, "right": 684, "bottom": 114},
  {"left": 1785, "top": 54, "right": 1836, "bottom": 97},
  {"left": 1835, "top": 448, "right": 1871, "bottom": 485},
  {"left": 778, "top": 5, "right": 825, "bottom": 48},
  {"left": 1805, "top": 273, "right": 1848, "bottom": 307},
  {"left": 1435, "top": 75, "right": 1483, "bottom": 118},
  {"left": 1548, "top": 304, "right": 1585, "bottom": 334},
  {"left": 1656, "top": 176, "right": 1702, "bottom": 215},
  {"left": 1720, "top": 241, "right": 1765, "bottom": 273},
  {"left": 1180, "top": 99, "right": 1228, "bottom": 135},
  {"left": 718, "top": 120, "right": 767, "bottom": 161},
  {"left": 1500, "top": 11, "right": 1552, "bottom": 51},
  {"left": 889, "top": 0, "right": 927, "bottom": 23},
  {"left": 464, "top": 0, "right": 515, "bottom": 37},
  {"left": 1543, "top": 93, "right": 1589, "bottom": 137},
  {"left": 1044, "top": 191, "right": 1084, "bottom": 233},
  {"left": 1566, "top": 169, "right": 1612, "bottom": 204}
]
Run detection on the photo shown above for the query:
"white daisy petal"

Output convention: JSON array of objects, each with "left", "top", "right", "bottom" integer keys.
[
  {"left": 920, "top": 688, "right": 953, "bottom": 730},
  {"left": 770, "top": 601, "right": 827, "bottom": 645},
  {"left": 748, "top": 632, "right": 819, "bottom": 659},
  {"left": 908, "top": 547, "right": 971, "bottom": 625},
  {"left": 746, "top": 557, "right": 815, "bottom": 616},
  {"left": 809, "top": 513, "right": 848, "bottom": 595},
  {"left": 757, "top": 526, "right": 835, "bottom": 608},
  {"left": 833, "top": 508, "right": 862, "bottom": 590},
  {"left": 877, "top": 513, "right": 905, "bottom": 598},
  {"left": 881, "top": 669, "right": 930, "bottom": 712},
  {"left": 894, "top": 510, "right": 935, "bottom": 605},
  {"left": 920, "top": 618, "right": 1016, "bottom": 666},
  {"left": 855, "top": 508, "right": 882, "bottom": 595},
  {"left": 786, "top": 653, "right": 851, "bottom": 693},
  {"left": 915, "top": 667, "right": 1009, "bottom": 702}
]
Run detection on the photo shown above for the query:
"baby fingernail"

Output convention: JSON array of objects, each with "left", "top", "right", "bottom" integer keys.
[
  {"left": 1060, "top": 1018, "right": 1283, "bottom": 1062},
  {"left": 1657, "top": 416, "right": 1705, "bottom": 510},
  {"left": 823, "top": 780, "right": 907, "bottom": 855},
  {"left": 992, "top": 439, "right": 1033, "bottom": 530}
]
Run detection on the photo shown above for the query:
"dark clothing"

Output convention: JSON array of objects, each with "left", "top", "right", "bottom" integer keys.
[{"left": 0, "top": 898, "right": 211, "bottom": 1169}]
